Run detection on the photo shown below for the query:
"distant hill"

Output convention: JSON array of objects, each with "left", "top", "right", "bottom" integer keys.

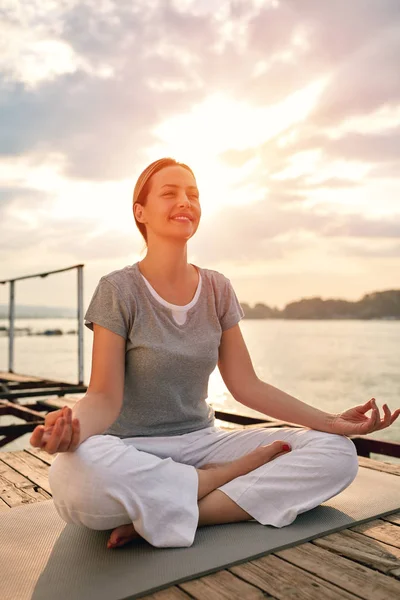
[
  {"left": 241, "top": 289, "right": 400, "bottom": 320},
  {"left": 0, "top": 305, "right": 77, "bottom": 318},
  {"left": 1, "top": 289, "right": 399, "bottom": 320}
]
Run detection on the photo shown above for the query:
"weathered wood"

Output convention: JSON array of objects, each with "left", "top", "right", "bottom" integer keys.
[
  {"left": 140, "top": 587, "right": 193, "bottom": 599},
  {"left": 24, "top": 446, "right": 58, "bottom": 466},
  {"left": 0, "top": 450, "right": 52, "bottom": 494},
  {"left": 230, "top": 553, "right": 361, "bottom": 599},
  {"left": 179, "top": 569, "right": 270, "bottom": 599},
  {"left": 384, "top": 513, "right": 400, "bottom": 526},
  {"left": 312, "top": 529, "right": 400, "bottom": 577},
  {"left": 41, "top": 396, "right": 79, "bottom": 410},
  {"left": 273, "top": 538, "right": 400, "bottom": 599},
  {"left": 0, "top": 371, "right": 43, "bottom": 383},
  {"left": 358, "top": 456, "right": 400, "bottom": 476},
  {"left": 0, "top": 458, "right": 51, "bottom": 508},
  {"left": 0, "top": 497, "right": 10, "bottom": 510},
  {"left": 350, "top": 519, "right": 400, "bottom": 548}
]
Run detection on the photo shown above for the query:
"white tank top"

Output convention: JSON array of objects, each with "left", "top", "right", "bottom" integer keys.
[{"left": 139, "top": 271, "right": 202, "bottom": 325}]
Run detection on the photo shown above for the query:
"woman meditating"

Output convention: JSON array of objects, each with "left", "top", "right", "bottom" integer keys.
[{"left": 30, "top": 158, "right": 400, "bottom": 550}]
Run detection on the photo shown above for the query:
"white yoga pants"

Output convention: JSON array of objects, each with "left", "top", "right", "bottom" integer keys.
[{"left": 48, "top": 424, "right": 359, "bottom": 548}]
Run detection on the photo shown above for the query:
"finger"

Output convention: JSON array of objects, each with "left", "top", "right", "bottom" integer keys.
[
  {"left": 44, "top": 407, "right": 63, "bottom": 428},
  {"left": 44, "top": 417, "right": 65, "bottom": 454},
  {"left": 361, "top": 398, "right": 378, "bottom": 416},
  {"left": 367, "top": 401, "right": 379, "bottom": 432},
  {"left": 68, "top": 419, "right": 81, "bottom": 452},
  {"left": 382, "top": 404, "right": 392, "bottom": 426},
  {"left": 57, "top": 408, "right": 73, "bottom": 452},
  {"left": 30, "top": 426, "right": 46, "bottom": 448},
  {"left": 372, "top": 399, "right": 381, "bottom": 426},
  {"left": 390, "top": 408, "right": 400, "bottom": 425}
]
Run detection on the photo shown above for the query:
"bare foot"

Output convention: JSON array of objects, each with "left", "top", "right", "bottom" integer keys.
[
  {"left": 107, "top": 523, "right": 142, "bottom": 549},
  {"left": 196, "top": 441, "right": 291, "bottom": 500},
  {"left": 107, "top": 442, "right": 292, "bottom": 547},
  {"left": 200, "top": 441, "right": 291, "bottom": 472}
]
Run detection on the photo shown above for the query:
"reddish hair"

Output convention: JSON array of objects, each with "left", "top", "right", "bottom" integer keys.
[{"left": 132, "top": 157, "right": 196, "bottom": 247}]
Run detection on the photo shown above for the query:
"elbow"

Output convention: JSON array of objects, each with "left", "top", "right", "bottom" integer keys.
[{"left": 234, "top": 376, "right": 262, "bottom": 407}]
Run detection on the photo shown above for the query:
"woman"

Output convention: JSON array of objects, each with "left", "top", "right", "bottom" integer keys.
[{"left": 30, "top": 157, "right": 400, "bottom": 550}]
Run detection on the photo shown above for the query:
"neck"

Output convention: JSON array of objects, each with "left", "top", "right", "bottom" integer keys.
[{"left": 138, "top": 240, "right": 192, "bottom": 284}]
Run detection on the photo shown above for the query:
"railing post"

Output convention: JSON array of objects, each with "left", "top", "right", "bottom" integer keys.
[
  {"left": 77, "top": 265, "right": 84, "bottom": 385},
  {"left": 8, "top": 281, "right": 15, "bottom": 373}
]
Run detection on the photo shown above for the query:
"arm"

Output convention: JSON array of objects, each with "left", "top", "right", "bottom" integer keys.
[
  {"left": 32, "top": 323, "right": 126, "bottom": 453},
  {"left": 71, "top": 323, "right": 126, "bottom": 444},
  {"left": 217, "top": 324, "right": 335, "bottom": 433},
  {"left": 72, "top": 393, "right": 122, "bottom": 446}
]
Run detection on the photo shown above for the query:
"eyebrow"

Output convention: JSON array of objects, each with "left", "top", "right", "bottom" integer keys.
[{"left": 161, "top": 184, "right": 199, "bottom": 191}]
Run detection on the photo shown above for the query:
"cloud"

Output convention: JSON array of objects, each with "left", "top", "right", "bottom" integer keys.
[
  {"left": 0, "top": 186, "right": 52, "bottom": 221},
  {"left": 2, "top": 0, "right": 400, "bottom": 184},
  {"left": 368, "top": 162, "right": 400, "bottom": 179},
  {"left": 1, "top": 0, "right": 400, "bottom": 280},
  {"left": 312, "top": 23, "right": 400, "bottom": 124},
  {"left": 0, "top": 1, "right": 218, "bottom": 180},
  {"left": 336, "top": 241, "right": 400, "bottom": 258},
  {"left": 282, "top": 128, "right": 400, "bottom": 164},
  {"left": 191, "top": 198, "right": 400, "bottom": 263},
  {"left": 324, "top": 129, "right": 400, "bottom": 163}
]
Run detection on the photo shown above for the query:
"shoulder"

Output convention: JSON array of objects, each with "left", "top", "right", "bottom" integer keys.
[
  {"left": 100, "top": 264, "right": 138, "bottom": 289},
  {"left": 198, "top": 266, "right": 230, "bottom": 288}
]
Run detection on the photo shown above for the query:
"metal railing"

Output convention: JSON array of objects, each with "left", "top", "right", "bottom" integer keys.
[{"left": 0, "top": 264, "right": 85, "bottom": 385}]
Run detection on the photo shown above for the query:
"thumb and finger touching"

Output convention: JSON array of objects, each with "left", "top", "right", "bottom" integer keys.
[{"left": 30, "top": 406, "right": 80, "bottom": 454}]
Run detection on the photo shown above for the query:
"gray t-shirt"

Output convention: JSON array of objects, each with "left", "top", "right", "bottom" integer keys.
[{"left": 84, "top": 262, "right": 245, "bottom": 437}]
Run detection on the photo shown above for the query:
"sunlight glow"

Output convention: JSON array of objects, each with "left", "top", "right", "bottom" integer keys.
[
  {"left": 331, "top": 104, "right": 400, "bottom": 136},
  {"left": 149, "top": 79, "right": 328, "bottom": 213}
]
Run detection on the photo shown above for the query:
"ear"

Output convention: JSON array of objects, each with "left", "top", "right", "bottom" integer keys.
[{"left": 134, "top": 204, "right": 144, "bottom": 222}]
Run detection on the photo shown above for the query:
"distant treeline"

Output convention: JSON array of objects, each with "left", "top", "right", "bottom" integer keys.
[
  {"left": 1, "top": 290, "right": 399, "bottom": 321},
  {"left": 241, "top": 290, "right": 400, "bottom": 320}
]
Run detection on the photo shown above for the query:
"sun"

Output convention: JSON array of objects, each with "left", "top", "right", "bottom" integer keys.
[{"left": 146, "top": 79, "right": 328, "bottom": 216}]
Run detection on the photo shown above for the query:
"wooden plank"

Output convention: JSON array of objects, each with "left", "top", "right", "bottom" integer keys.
[
  {"left": 0, "top": 457, "right": 51, "bottom": 508},
  {"left": 40, "top": 396, "right": 80, "bottom": 410},
  {"left": 179, "top": 569, "right": 270, "bottom": 599},
  {"left": 384, "top": 513, "right": 400, "bottom": 526},
  {"left": 358, "top": 456, "right": 400, "bottom": 476},
  {"left": 141, "top": 588, "right": 193, "bottom": 600},
  {"left": 312, "top": 528, "right": 400, "bottom": 577},
  {"left": 350, "top": 519, "right": 400, "bottom": 549},
  {"left": 0, "top": 371, "right": 44, "bottom": 382},
  {"left": 0, "top": 480, "right": 50, "bottom": 508},
  {"left": 24, "top": 446, "right": 58, "bottom": 466},
  {"left": 0, "top": 450, "right": 52, "bottom": 494},
  {"left": 0, "top": 497, "right": 10, "bottom": 510},
  {"left": 230, "top": 554, "right": 361, "bottom": 599},
  {"left": 272, "top": 538, "right": 400, "bottom": 599},
  {"left": 0, "top": 455, "right": 36, "bottom": 489}
]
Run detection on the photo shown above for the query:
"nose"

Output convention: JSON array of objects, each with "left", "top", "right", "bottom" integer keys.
[{"left": 178, "top": 194, "right": 191, "bottom": 208}]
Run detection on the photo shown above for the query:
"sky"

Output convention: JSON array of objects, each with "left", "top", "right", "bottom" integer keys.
[{"left": 1, "top": 0, "right": 400, "bottom": 311}]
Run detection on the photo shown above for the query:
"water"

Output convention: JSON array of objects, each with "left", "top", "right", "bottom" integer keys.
[{"left": 1, "top": 318, "right": 399, "bottom": 465}]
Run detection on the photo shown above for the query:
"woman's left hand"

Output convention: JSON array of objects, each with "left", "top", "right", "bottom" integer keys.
[{"left": 330, "top": 398, "right": 400, "bottom": 436}]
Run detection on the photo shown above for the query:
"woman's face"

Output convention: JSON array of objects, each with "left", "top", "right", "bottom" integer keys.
[{"left": 135, "top": 165, "right": 201, "bottom": 242}]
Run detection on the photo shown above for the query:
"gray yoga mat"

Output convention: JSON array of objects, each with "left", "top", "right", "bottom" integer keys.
[{"left": 1, "top": 466, "right": 399, "bottom": 600}]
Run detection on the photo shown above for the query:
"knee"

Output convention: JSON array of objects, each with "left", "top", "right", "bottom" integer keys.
[
  {"left": 325, "top": 433, "right": 359, "bottom": 484},
  {"left": 48, "top": 441, "right": 108, "bottom": 512}
]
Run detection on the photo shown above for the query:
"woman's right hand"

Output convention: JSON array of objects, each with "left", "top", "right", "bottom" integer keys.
[{"left": 29, "top": 406, "right": 81, "bottom": 454}]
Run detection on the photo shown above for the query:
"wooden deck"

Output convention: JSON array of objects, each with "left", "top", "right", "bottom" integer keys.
[{"left": 1, "top": 398, "right": 399, "bottom": 599}]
